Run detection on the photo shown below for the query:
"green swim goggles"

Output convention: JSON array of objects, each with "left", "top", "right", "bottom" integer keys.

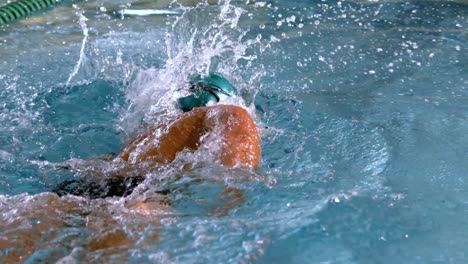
[{"left": 178, "top": 73, "right": 238, "bottom": 112}]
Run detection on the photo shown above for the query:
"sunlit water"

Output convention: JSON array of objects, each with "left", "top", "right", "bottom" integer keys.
[{"left": 0, "top": 0, "right": 467, "bottom": 263}]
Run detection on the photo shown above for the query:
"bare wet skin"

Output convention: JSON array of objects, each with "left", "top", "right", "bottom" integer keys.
[
  {"left": 117, "top": 105, "right": 261, "bottom": 169},
  {"left": 0, "top": 187, "right": 249, "bottom": 262},
  {"left": 0, "top": 105, "right": 260, "bottom": 262},
  {"left": 0, "top": 193, "right": 171, "bottom": 263}
]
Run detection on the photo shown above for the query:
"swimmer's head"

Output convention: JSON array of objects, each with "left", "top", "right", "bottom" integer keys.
[{"left": 178, "top": 73, "right": 238, "bottom": 112}]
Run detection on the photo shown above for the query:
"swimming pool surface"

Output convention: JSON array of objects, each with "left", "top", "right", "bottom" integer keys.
[{"left": 1, "top": 0, "right": 467, "bottom": 263}]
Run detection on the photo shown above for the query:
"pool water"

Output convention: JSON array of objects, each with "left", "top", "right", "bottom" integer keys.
[{"left": 1, "top": 0, "right": 467, "bottom": 263}]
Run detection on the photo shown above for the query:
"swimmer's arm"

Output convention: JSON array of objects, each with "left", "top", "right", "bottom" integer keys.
[
  {"left": 211, "top": 187, "right": 245, "bottom": 217},
  {"left": 203, "top": 105, "right": 261, "bottom": 169},
  {"left": 115, "top": 108, "right": 212, "bottom": 166},
  {"left": 116, "top": 105, "right": 261, "bottom": 169},
  {"left": 116, "top": 128, "right": 161, "bottom": 162},
  {"left": 210, "top": 172, "right": 273, "bottom": 217}
]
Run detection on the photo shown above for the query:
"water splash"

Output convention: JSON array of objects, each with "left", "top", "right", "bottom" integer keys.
[
  {"left": 66, "top": 5, "right": 89, "bottom": 87},
  {"left": 119, "top": 0, "right": 267, "bottom": 136}
]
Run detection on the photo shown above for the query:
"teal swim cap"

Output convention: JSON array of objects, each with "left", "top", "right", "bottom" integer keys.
[{"left": 178, "top": 73, "right": 238, "bottom": 112}]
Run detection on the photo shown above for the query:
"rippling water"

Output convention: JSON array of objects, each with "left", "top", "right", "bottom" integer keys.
[{"left": 0, "top": 0, "right": 467, "bottom": 263}]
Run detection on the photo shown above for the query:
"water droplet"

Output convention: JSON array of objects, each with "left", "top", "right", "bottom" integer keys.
[
  {"left": 255, "top": 2, "right": 266, "bottom": 7},
  {"left": 286, "top": 15, "right": 296, "bottom": 23}
]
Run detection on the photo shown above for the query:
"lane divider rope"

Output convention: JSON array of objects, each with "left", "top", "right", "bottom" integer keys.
[{"left": 0, "top": 0, "right": 64, "bottom": 25}]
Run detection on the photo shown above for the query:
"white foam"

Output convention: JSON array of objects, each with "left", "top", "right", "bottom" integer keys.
[
  {"left": 119, "top": 0, "right": 268, "bottom": 137},
  {"left": 119, "top": 9, "right": 182, "bottom": 16}
]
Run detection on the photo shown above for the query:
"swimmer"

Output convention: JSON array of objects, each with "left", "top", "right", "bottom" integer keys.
[
  {"left": 53, "top": 73, "right": 261, "bottom": 198},
  {"left": 117, "top": 73, "right": 261, "bottom": 169},
  {"left": 1, "top": 74, "right": 261, "bottom": 262}
]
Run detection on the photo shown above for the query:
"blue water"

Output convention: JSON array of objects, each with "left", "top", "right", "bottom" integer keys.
[{"left": 1, "top": 0, "right": 467, "bottom": 263}]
